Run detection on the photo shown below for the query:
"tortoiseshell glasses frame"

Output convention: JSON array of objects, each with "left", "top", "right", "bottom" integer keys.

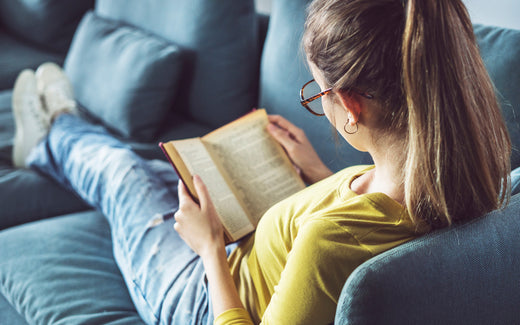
[{"left": 299, "top": 79, "right": 374, "bottom": 116}]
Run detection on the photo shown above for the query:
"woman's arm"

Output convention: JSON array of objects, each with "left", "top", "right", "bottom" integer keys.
[
  {"left": 174, "top": 176, "right": 253, "bottom": 323},
  {"left": 201, "top": 244, "right": 245, "bottom": 317},
  {"left": 267, "top": 114, "right": 333, "bottom": 184}
]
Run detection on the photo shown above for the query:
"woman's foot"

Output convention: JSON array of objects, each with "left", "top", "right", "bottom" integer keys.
[
  {"left": 12, "top": 70, "right": 50, "bottom": 168},
  {"left": 35, "top": 62, "right": 78, "bottom": 122}
]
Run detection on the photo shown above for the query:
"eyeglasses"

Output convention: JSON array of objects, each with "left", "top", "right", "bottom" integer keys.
[{"left": 299, "top": 79, "right": 374, "bottom": 116}]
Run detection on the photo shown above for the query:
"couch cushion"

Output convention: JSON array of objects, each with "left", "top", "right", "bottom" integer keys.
[
  {"left": 474, "top": 25, "right": 520, "bottom": 169},
  {"left": 259, "top": 0, "right": 372, "bottom": 172},
  {"left": 0, "top": 0, "right": 94, "bottom": 52},
  {"left": 95, "top": 0, "right": 259, "bottom": 130},
  {"left": 64, "top": 11, "right": 185, "bottom": 141},
  {"left": 0, "top": 31, "right": 65, "bottom": 90},
  {"left": 0, "top": 211, "right": 145, "bottom": 324},
  {"left": 0, "top": 90, "right": 90, "bottom": 230},
  {"left": 336, "top": 193, "right": 520, "bottom": 324}
]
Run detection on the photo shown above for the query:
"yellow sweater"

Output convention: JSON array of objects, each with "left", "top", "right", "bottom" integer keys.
[{"left": 215, "top": 165, "right": 423, "bottom": 324}]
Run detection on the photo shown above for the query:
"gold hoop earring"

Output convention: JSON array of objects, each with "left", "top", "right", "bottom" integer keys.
[{"left": 344, "top": 121, "right": 358, "bottom": 135}]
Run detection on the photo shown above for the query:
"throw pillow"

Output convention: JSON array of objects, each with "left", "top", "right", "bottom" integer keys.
[
  {"left": 64, "top": 11, "right": 184, "bottom": 140},
  {"left": 95, "top": 0, "right": 259, "bottom": 129}
]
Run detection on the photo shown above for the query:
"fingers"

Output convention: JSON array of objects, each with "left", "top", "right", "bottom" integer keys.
[
  {"left": 268, "top": 115, "right": 293, "bottom": 132},
  {"left": 175, "top": 178, "right": 200, "bottom": 224},
  {"left": 177, "top": 180, "right": 190, "bottom": 207},
  {"left": 268, "top": 115, "right": 302, "bottom": 134},
  {"left": 268, "top": 115, "right": 305, "bottom": 142},
  {"left": 192, "top": 175, "right": 212, "bottom": 212},
  {"left": 267, "top": 123, "right": 299, "bottom": 152}
]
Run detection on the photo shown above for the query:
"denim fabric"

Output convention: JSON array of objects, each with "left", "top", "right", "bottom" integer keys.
[
  {"left": 27, "top": 115, "right": 237, "bottom": 325},
  {"left": 0, "top": 293, "right": 26, "bottom": 325}
]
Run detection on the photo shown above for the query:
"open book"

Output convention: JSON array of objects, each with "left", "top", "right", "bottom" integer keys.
[{"left": 159, "top": 109, "right": 306, "bottom": 242}]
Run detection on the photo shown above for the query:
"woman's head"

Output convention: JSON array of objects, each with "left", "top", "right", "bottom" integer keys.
[
  {"left": 304, "top": 0, "right": 407, "bottom": 132},
  {"left": 304, "top": 0, "right": 511, "bottom": 228}
]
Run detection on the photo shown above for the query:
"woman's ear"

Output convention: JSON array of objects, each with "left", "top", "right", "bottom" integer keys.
[{"left": 337, "top": 90, "right": 363, "bottom": 125}]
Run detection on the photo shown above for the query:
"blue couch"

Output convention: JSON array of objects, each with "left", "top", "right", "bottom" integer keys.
[{"left": 0, "top": 0, "right": 519, "bottom": 324}]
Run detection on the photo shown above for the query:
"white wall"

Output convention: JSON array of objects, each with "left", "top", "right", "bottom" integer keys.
[
  {"left": 465, "top": 0, "right": 520, "bottom": 30},
  {"left": 255, "top": 0, "right": 271, "bottom": 14},
  {"left": 254, "top": 0, "right": 520, "bottom": 30}
]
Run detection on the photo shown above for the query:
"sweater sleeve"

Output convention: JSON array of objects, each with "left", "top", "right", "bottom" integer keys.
[
  {"left": 260, "top": 219, "right": 372, "bottom": 325},
  {"left": 214, "top": 308, "right": 254, "bottom": 325}
]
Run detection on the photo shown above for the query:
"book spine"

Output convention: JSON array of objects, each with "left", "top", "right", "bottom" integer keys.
[{"left": 158, "top": 142, "right": 199, "bottom": 204}]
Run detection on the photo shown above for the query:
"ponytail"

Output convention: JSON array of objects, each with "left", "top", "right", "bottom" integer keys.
[
  {"left": 304, "top": 0, "right": 511, "bottom": 229},
  {"left": 402, "top": 0, "right": 511, "bottom": 227}
]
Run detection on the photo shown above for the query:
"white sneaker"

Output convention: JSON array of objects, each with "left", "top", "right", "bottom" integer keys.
[
  {"left": 12, "top": 69, "right": 50, "bottom": 168},
  {"left": 35, "top": 62, "right": 78, "bottom": 122}
]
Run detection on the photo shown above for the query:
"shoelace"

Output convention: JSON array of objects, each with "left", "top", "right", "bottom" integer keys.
[
  {"left": 44, "top": 86, "right": 76, "bottom": 114},
  {"left": 27, "top": 96, "right": 49, "bottom": 131}
]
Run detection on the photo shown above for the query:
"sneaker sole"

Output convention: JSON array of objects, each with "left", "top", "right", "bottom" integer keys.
[{"left": 12, "top": 70, "right": 46, "bottom": 168}]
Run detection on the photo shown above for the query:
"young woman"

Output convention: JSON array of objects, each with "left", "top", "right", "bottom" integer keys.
[{"left": 12, "top": 0, "right": 511, "bottom": 324}]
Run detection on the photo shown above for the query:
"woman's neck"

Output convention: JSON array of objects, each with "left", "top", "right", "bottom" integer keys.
[{"left": 350, "top": 141, "right": 406, "bottom": 205}]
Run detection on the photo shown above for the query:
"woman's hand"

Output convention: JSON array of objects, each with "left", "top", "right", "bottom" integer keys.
[
  {"left": 174, "top": 175, "right": 225, "bottom": 259},
  {"left": 267, "top": 115, "right": 333, "bottom": 184},
  {"left": 175, "top": 177, "right": 248, "bottom": 319}
]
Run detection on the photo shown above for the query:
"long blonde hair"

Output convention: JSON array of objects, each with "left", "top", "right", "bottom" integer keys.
[{"left": 304, "top": 0, "right": 511, "bottom": 229}]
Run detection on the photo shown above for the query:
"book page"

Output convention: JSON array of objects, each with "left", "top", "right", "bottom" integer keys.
[
  {"left": 203, "top": 110, "right": 305, "bottom": 225},
  {"left": 170, "top": 138, "right": 255, "bottom": 241}
]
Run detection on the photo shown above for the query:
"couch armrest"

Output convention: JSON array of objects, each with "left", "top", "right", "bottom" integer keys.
[{"left": 336, "top": 194, "right": 520, "bottom": 324}]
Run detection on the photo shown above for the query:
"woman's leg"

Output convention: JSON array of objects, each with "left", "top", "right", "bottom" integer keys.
[{"left": 27, "top": 114, "right": 224, "bottom": 324}]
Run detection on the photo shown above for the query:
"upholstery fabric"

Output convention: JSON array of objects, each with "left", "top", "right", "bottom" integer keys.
[
  {"left": 512, "top": 166, "right": 520, "bottom": 195},
  {"left": 95, "top": 0, "right": 259, "bottom": 129},
  {"left": 0, "top": 211, "right": 146, "bottom": 324},
  {"left": 0, "top": 90, "right": 90, "bottom": 230},
  {"left": 259, "top": 0, "right": 372, "bottom": 172},
  {"left": 336, "top": 193, "right": 520, "bottom": 325},
  {"left": 474, "top": 25, "right": 520, "bottom": 169},
  {"left": 0, "top": 32, "right": 65, "bottom": 90},
  {"left": 64, "top": 11, "right": 185, "bottom": 141},
  {"left": 0, "top": 0, "right": 94, "bottom": 52}
]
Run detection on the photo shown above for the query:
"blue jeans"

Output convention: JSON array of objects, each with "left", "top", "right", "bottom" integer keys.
[{"left": 28, "top": 114, "right": 238, "bottom": 325}]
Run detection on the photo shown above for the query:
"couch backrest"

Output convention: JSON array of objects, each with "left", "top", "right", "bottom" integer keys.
[
  {"left": 0, "top": 0, "right": 94, "bottom": 53},
  {"left": 474, "top": 25, "right": 520, "bottom": 169},
  {"left": 335, "top": 193, "right": 520, "bottom": 324},
  {"left": 259, "top": 0, "right": 520, "bottom": 172},
  {"left": 94, "top": 0, "right": 259, "bottom": 130}
]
